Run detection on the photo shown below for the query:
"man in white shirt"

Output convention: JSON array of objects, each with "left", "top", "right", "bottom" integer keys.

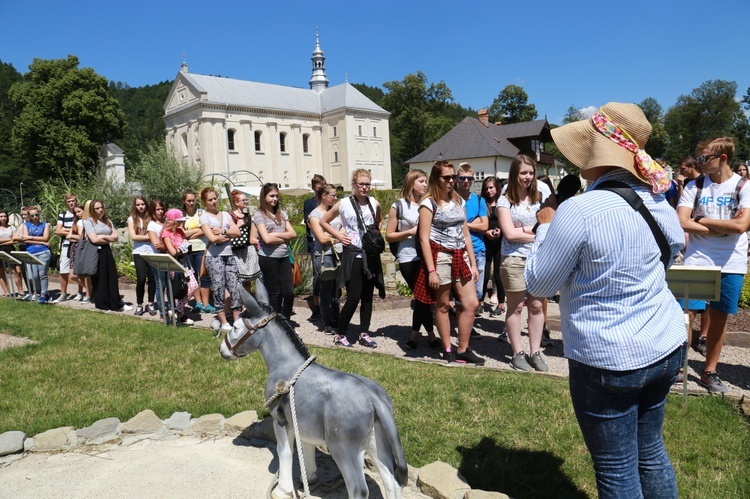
[
  {"left": 53, "top": 193, "right": 80, "bottom": 302},
  {"left": 677, "top": 137, "right": 750, "bottom": 393}
]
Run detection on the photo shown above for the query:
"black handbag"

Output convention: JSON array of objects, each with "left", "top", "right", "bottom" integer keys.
[
  {"left": 350, "top": 196, "right": 384, "bottom": 257},
  {"left": 171, "top": 272, "right": 189, "bottom": 300}
]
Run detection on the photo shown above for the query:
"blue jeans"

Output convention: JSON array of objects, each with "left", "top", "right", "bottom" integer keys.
[
  {"left": 151, "top": 266, "right": 168, "bottom": 313},
  {"left": 26, "top": 249, "right": 51, "bottom": 296},
  {"left": 474, "top": 250, "right": 486, "bottom": 302},
  {"left": 568, "top": 347, "right": 681, "bottom": 499}
]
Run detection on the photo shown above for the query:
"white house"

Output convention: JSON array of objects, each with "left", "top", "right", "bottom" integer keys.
[{"left": 163, "top": 33, "right": 392, "bottom": 191}]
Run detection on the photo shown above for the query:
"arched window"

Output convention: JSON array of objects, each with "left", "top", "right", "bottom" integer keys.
[
  {"left": 181, "top": 132, "right": 188, "bottom": 157},
  {"left": 227, "top": 129, "right": 236, "bottom": 151},
  {"left": 279, "top": 132, "right": 287, "bottom": 153},
  {"left": 302, "top": 133, "right": 310, "bottom": 154},
  {"left": 254, "top": 131, "right": 262, "bottom": 152}
]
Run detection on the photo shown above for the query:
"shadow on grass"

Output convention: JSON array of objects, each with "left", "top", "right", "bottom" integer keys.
[{"left": 457, "top": 436, "right": 588, "bottom": 499}]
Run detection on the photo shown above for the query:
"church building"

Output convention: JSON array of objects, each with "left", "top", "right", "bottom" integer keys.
[{"left": 162, "top": 33, "right": 392, "bottom": 191}]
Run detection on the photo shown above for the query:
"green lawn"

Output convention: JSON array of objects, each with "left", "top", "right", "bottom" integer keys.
[{"left": 1, "top": 301, "right": 748, "bottom": 498}]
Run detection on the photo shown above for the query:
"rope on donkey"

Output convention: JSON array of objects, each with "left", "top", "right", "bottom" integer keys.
[{"left": 264, "top": 355, "right": 317, "bottom": 498}]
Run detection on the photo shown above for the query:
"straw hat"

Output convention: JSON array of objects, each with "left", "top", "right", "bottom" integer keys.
[{"left": 551, "top": 102, "right": 652, "bottom": 184}]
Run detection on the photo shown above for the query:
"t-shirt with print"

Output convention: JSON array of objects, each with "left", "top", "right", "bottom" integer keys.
[
  {"left": 678, "top": 173, "right": 750, "bottom": 274},
  {"left": 391, "top": 199, "right": 420, "bottom": 263},
  {"left": 253, "top": 209, "right": 289, "bottom": 259},
  {"left": 498, "top": 181, "right": 551, "bottom": 257},
  {"left": 420, "top": 197, "right": 466, "bottom": 250},
  {"left": 199, "top": 212, "right": 233, "bottom": 257},
  {"left": 463, "top": 193, "right": 487, "bottom": 253},
  {"left": 338, "top": 196, "right": 379, "bottom": 252},
  {"left": 184, "top": 210, "right": 207, "bottom": 252},
  {"left": 309, "top": 207, "right": 343, "bottom": 256},
  {"left": 128, "top": 216, "right": 154, "bottom": 255}
]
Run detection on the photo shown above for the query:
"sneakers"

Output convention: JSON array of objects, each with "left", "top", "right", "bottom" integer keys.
[
  {"left": 178, "top": 315, "right": 195, "bottom": 326},
  {"left": 358, "top": 333, "right": 377, "bottom": 349},
  {"left": 81, "top": 297, "right": 91, "bottom": 304},
  {"left": 72, "top": 293, "right": 85, "bottom": 302},
  {"left": 526, "top": 351, "right": 549, "bottom": 372},
  {"left": 510, "top": 351, "right": 533, "bottom": 371},
  {"left": 116, "top": 304, "right": 134, "bottom": 312},
  {"left": 134, "top": 305, "right": 145, "bottom": 316},
  {"left": 470, "top": 328, "right": 482, "bottom": 340},
  {"left": 428, "top": 338, "right": 443, "bottom": 350},
  {"left": 541, "top": 326, "right": 554, "bottom": 347},
  {"left": 38, "top": 295, "right": 48, "bottom": 304},
  {"left": 310, "top": 307, "right": 322, "bottom": 321},
  {"left": 498, "top": 329, "right": 509, "bottom": 343},
  {"left": 322, "top": 324, "right": 337, "bottom": 335},
  {"left": 52, "top": 293, "right": 68, "bottom": 303},
  {"left": 334, "top": 335, "right": 353, "bottom": 348},
  {"left": 699, "top": 371, "right": 728, "bottom": 393},
  {"left": 490, "top": 306, "right": 505, "bottom": 317},
  {"left": 148, "top": 303, "right": 158, "bottom": 316},
  {"left": 695, "top": 337, "right": 707, "bottom": 357},
  {"left": 456, "top": 347, "right": 485, "bottom": 366},
  {"left": 220, "top": 322, "right": 233, "bottom": 332},
  {"left": 443, "top": 348, "right": 458, "bottom": 363},
  {"left": 202, "top": 303, "right": 217, "bottom": 314}
]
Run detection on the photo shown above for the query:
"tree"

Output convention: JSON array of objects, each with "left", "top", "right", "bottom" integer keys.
[
  {"left": 663, "top": 80, "right": 740, "bottom": 163},
  {"left": 488, "top": 85, "right": 538, "bottom": 124},
  {"left": 0, "top": 60, "right": 27, "bottom": 201},
  {"left": 639, "top": 97, "right": 668, "bottom": 159},
  {"left": 562, "top": 105, "right": 586, "bottom": 124},
  {"left": 9, "top": 55, "right": 126, "bottom": 182},
  {"left": 128, "top": 142, "right": 202, "bottom": 211},
  {"left": 381, "top": 72, "right": 461, "bottom": 186}
]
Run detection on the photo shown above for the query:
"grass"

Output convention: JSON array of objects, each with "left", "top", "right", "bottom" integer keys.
[{"left": 1, "top": 301, "right": 748, "bottom": 498}]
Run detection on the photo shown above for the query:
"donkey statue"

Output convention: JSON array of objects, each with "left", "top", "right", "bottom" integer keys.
[{"left": 219, "top": 283, "right": 408, "bottom": 499}]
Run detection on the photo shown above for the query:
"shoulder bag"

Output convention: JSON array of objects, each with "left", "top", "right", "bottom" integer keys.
[
  {"left": 320, "top": 248, "right": 340, "bottom": 281},
  {"left": 351, "top": 196, "right": 385, "bottom": 257},
  {"left": 73, "top": 225, "right": 99, "bottom": 276}
]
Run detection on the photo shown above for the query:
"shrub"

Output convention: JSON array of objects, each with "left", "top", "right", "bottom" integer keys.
[{"left": 739, "top": 272, "right": 750, "bottom": 308}]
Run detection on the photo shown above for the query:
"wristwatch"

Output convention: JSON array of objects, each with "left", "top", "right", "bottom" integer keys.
[
  {"left": 694, "top": 216, "right": 704, "bottom": 224},
  {"left": 532, "top": 222, "right": 540, "bottom": 234}
]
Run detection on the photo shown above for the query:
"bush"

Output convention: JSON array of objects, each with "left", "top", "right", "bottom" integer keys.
[{"left": 739, "top": 272, "right": 750, "bottom": 308}]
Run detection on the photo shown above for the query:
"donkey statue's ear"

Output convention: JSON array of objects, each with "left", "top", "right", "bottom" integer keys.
[
  {"left": 239, "top": 285, "right": 264, "bottom": 318},
  {"left": 254, "top": 279, "right": 270, "bottom": 307}
]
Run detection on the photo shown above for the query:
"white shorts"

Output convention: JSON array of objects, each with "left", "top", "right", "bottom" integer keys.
[{"left": 60, "top": 245, "right": 71, "bottom": 274}]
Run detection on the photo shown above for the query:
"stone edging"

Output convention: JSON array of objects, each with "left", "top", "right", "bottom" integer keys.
[{"left": 0, "top": 409, "right": 512, "bottom": 499}]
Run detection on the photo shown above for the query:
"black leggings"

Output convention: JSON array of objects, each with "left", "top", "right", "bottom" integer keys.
[
  {"left": 133, "top": 254, "right": 155, "bottom": 305},
  {"left": 259, "top": 255, "right": 294, "bottom": 319},
  {"left": 483, "top": 238, "right": 505, "bottom": 303},
  {"left": 399, "top": 260, "right": 433, "bottom": 333},
  {"left": 337, "top": 258, "right": 375, "bottom": 340}
]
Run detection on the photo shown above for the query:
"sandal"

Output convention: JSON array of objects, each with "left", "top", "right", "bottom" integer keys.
[{"left": 405, "top": 340, "right": 418, "bottom": 350}]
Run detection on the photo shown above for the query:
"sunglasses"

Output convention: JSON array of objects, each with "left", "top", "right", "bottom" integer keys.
[
  {"left": 458, "top": 176, "right": 475, "bottom": 182},
  {"left": 29, "top": 214, "right": 40, "bottom": 218},
  {"left": 440, "top": 175, "right": 457, "bottom": 182},
  {"left": 695, "top": 154, "right": 720, "bottom": 164}
]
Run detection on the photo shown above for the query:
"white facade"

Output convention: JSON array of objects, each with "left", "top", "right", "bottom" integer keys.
[{"left": 163, "top": 36, "right": 391, "bottom": 190}]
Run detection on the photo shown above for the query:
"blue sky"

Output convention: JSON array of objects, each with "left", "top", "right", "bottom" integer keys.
[{"left": 1, "top": 0, "right": 749, "bottom": 124}]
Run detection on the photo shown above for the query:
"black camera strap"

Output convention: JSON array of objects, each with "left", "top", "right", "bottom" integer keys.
[{"left": 595, "top": 180, "right": 670, "bottom": 271}]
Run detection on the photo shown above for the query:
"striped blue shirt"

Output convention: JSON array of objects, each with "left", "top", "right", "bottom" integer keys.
[{"left": 525, "top": 170, "right": 686, "bottom": 370}]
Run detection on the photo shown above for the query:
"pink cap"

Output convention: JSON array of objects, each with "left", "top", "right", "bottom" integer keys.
[{"left": 164, "top": 209, "right": 186, "bottom": 222}]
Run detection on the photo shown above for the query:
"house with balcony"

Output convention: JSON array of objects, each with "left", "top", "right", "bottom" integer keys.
[{"left": 406, "top": 109, "right": 563, "bottom": 187}]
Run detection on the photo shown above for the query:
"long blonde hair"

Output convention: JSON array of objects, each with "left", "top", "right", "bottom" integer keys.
[{"left": 505, "top": 154, "right": 540, "bottom": 206}]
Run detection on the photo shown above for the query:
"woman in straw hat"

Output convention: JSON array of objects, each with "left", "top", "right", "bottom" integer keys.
[{"left": 524, "top": 102, "right": 685, "bottom": 498}]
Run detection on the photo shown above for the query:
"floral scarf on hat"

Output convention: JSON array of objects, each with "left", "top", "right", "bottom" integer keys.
[{"left": 592, "top": 111, "right": 670, "bottom": 193}]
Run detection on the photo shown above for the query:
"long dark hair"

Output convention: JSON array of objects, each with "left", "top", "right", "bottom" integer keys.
[
  {"left": 130, "top": 196, "right": 151, "bottom": 235},
  {"left": 259, "top": 183, "right": 282, "bottom": 225},
  {"left": 148, "top": 199, "right": 165, "bottom": 223},
  {"left": 425, "top": 161, "right": 461, "bottom": 204},
  {"left": 481, "top": 176, "right": 501, "bottom": 204}
]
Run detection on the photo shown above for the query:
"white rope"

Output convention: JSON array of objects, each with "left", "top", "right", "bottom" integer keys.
[{"left": 264, "top": 355, "right": 317, "bottom": 498}]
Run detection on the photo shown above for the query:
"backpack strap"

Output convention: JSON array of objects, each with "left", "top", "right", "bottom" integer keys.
[
  {"left": 395, "top": 199, "right": 403, "bottom": 232},
  {"left": 595, "top": 180, "right": 671, "bottom": 271},
  {"left": 691, "top": 175, "right": 705, "bottom": 218},
  {"left": 350, "top": 196, "right": 367, "bottom": 233}
]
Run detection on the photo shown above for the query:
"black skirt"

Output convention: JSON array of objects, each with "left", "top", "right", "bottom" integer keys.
[{"left": 91, "top": 244, "right": 124, "bottom": 311}]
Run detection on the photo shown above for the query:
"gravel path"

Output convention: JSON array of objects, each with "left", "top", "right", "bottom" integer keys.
[{"left": 29, "top": 279, "right": 750, "bottom": 401}]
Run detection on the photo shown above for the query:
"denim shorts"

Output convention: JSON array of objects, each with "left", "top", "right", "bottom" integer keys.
[{"left": 677, "top": 273, "right": 743, "bottom": 315}]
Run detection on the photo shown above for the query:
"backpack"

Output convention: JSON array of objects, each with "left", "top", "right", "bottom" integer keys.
[
  {"left": 691, "top": 175, "right": 748, "bottom": 217},
  {"left": 388, "top": 200, "right": 403, "bottom": 255}
]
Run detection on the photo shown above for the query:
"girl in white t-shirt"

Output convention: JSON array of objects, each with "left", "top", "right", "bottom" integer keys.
[
  {"left": 147, "top": 199, "right": 167, "bottom": 316},
  {"left": 497, "top": 154, "right": 552, "bottom": 372},
  {"left": 127, "top": 196, "right": 155, "bottom": 316}
]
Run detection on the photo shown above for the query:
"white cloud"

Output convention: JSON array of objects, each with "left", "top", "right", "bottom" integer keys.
[{"left": 579, "top": 106, "right": 598, "bottom": 118}]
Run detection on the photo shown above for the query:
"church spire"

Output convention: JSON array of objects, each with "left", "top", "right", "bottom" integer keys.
[{"left": 309, "top": 28, "right": 329, "bottom": 94}]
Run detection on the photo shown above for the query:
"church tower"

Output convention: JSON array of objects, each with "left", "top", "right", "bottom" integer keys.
[{"left": 309, "top": 29, "right": 329, "bottom": 94}]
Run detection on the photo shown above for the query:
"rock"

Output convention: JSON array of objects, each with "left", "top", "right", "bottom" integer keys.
[
  {"left": 122, "top": 410, "right": 164, "bottom": 434},
  {"left": 23, "top": 437, "right": 34, "bottom": 452},
  {"left": 0, "top": 431, "right": 26, "bottom": 456},
  {"left": 76, "top": 418, "right": 120, "bottom": 445},
  {"left": 418, "top": 461, "right": 471, "bottom": 499},
  {"left": 190, "top": 413, "right": 224, "bottom": 435},
  {"left": 741, "top": 395, "right": 750, "bottom": 416},
  {"left": 466, "top": 490, "right": 511, "bottom": 499},
  {"left": 166, "top": 412, "right": 192, "bottom": 432},
  {"left": 225, "top": 411, "right": 258, "bottom": 437},
  {"left": 33, "top": 427, "right": 75, "bottom": 451}
]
